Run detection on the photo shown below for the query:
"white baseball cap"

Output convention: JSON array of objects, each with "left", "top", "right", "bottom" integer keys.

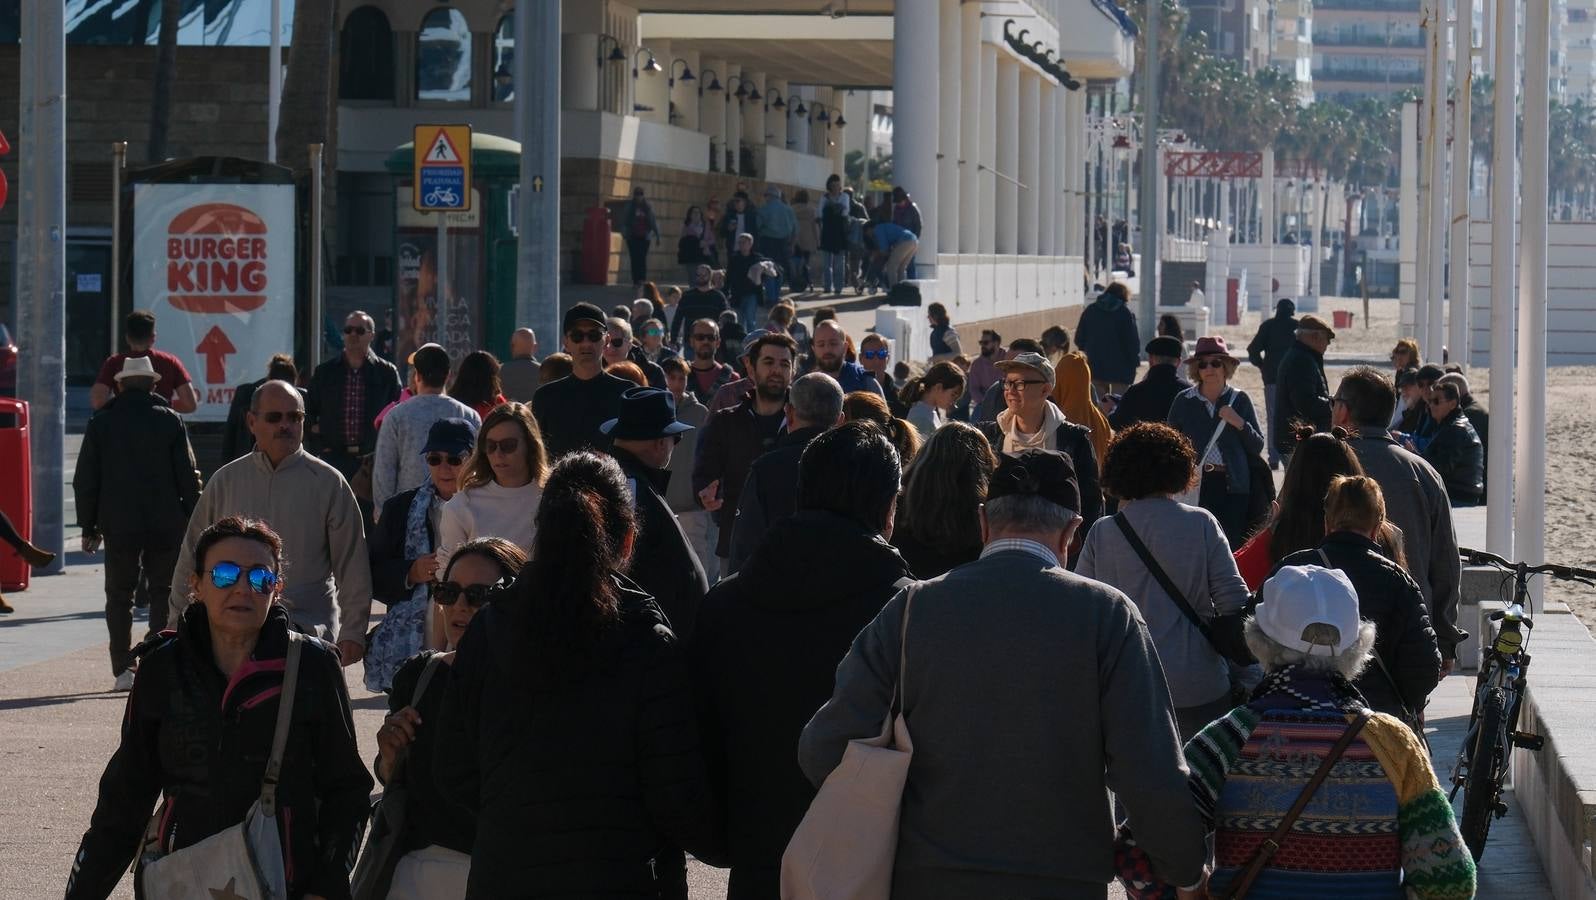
[{"left": 1256, "top": 565, "right": 1362, "bottom": 657}]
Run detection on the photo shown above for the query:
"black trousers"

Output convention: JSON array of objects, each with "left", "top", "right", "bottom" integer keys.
[
  {"left": 627, "top": 236, "right": 651, "bottom": 285},
  {"left": 1199, "top": 469, "right": 1252, "bottom": 552},
  {"left": 104, "top": 531, "right": 181, "bottom": 675},
  {"left": 0, "top": 507, "right": 24, "bottom": 554}
]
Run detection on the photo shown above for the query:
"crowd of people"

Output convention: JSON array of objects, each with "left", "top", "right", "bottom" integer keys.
[{"left": 57, "top": 264, "right": 1485, "bottom": 899}]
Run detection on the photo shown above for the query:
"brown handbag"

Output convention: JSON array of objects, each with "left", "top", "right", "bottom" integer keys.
[{"left": 1218, "top": 710, "right": 1371, "bottom": 899}]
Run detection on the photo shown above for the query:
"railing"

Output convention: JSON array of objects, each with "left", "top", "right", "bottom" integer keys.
[
  {"left": 1313, "top": 32, "right": 1423, "bottom": 48},
  {"left": 1312, "top": 66, "right": 1424, "bottom": 83},
  {"left": 1314, "top": 0, "right": 1419, "bottom": 11}
]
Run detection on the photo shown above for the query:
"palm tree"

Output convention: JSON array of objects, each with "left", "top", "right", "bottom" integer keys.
[{"left": 276, "top": 0, "right": 340, "bottom": 249}]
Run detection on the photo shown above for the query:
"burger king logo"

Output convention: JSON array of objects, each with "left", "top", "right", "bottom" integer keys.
[{"left": 165, "top": 203, "right": 270, "bottom": 313}]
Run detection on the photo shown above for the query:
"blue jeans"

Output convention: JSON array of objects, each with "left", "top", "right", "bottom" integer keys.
[
  {"left": 739, "top": 291, "right": 761, "bottom": 332},
  {"left": 823, "top": 251, "right": 846, "bottom": 293}
]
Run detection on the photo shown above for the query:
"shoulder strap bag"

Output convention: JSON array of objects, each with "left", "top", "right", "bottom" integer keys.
[
  {"left": 350, "top": 654, "right": 445, "bottom": 900},
  {"left": 781, "top": 589, "right": 917, "bottom": 900},
  {"left": 1114, "top": 513, "right": 1254, "bottom": 666},
  {"left": 1218, "top": 711, "right": 1371, "bottom": 899},
  {"left": 1173, "top": 394, "right": 1231, "bottom": 507},
  {"left": 141, "top": 633, "right": 303, "bottom": 900}
]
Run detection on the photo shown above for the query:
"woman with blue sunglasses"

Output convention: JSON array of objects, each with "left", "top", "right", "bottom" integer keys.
[{"left": 68, "top": 516, "right": 372, "bottom": 900}]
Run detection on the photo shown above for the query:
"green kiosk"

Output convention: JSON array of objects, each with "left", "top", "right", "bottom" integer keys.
[{"left": 384, "top": 132, "right": 521, "bottom": 366}]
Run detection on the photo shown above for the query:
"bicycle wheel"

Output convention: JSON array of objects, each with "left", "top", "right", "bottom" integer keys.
[{"left": 1460, "top": 686, "right": 1507, "bottom": 860}]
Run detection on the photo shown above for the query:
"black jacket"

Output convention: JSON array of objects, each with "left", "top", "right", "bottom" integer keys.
[
  {"left": 726, "top": 425, "right": 827, "bottom": 575},
  {"left": 725, "top": 250, "right": 768, "bottom": 301},
  {"left": 1460, "top": 400, "right": 1490, "bottom": 497},
  {"left": 670, "top": 289, "right": 730, "bottom": 345},
  {"left": 888, "top": 523, "right": 982, "bottom": 580},
  {"left": 693, "top": 393, "right": 787, "bottom": 556},
  {"left": 1108, "top": 363, "right": 1191, "bottom": 429},
  {"left": 306, "top": 350, "right": 403, "bottom": 458},
  {"left": 1074, "top": 293, "right": 1141, "bottom": 384},
  {"left": 979, "top": 418, "right": 1104, "bottom": 530},
  {"left": 66, "top": 605, "right": 373, "bottom": 900},
  {"left": 1245, "top": 310, "right": 1299, "bottom": 384},
  {"left": 72, "top": 388, "right": 200, "bottom": 539},
  {"left": 1278, "top": 532, "right": 1442, "bottom": 722},
  {"left": 369, "top": 487, "right": 437, "bottom": 605},
  {"left": 689, "top": 512, "right": 912, "bottom": 899},
  {"left": 1421, "top": 409, "right": 1485, "bottom": 506},
  {"left": 614, "top": 447, "right": 709, "bottom": 641},
  {"left": 223, "top": 379, "right": 311, "bottom": 462},
  {"left": 382, "top": 652, "right": 474, "bottom": 855},
  {"left": 625, "top": 344, "right": 669, "bottom": 390},
  {"left": 437, "top": 578, "right": 719, "bottom": 899},
  {"left": 1271, "top": 339, "right": 1332, "bottom": 451}
]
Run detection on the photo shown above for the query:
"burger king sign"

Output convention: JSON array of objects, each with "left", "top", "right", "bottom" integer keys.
[{"left": 134, "top": 183, "right": 295, "bottom": 422}]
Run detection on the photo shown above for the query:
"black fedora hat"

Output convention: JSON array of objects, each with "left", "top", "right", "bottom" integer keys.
[{"left": 600, "top": 387, "right": 695, "bottom": 441}]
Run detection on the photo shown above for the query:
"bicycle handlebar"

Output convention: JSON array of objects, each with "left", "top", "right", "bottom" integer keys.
[{"left": 1460, "top": 547, "right": 1596, "bottom": 582}]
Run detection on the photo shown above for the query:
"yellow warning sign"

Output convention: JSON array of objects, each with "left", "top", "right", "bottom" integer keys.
[{"left": 413, "top": 124, "right": 472, "bottom": 212}]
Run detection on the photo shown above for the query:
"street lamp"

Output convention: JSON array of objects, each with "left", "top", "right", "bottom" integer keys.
[
  {"left": 726, "top": 75, "right": 752, "bottom": 102},
  {"left": 697, "top": 67, "right": 723, "bottom": 96},
  {"left": 632, "top": 47, "right": 662, "bottom": 80},
  {"left": 596, "top": 34, "right": 626, "bottom": 67},
  {"left": 668, "top": 59, "right": 695, "bottom": 89},
  {"left": 783, "top": 94, "right": 808, "bottom": 118}
]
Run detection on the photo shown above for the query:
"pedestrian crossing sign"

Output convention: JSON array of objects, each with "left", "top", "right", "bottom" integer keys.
[{"left": 413, "top": 124, "right": 472, "bottom": 213}]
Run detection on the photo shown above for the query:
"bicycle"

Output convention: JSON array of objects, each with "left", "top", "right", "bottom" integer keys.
[{"left": 1448, "top": 546, "right": 1596, "bottom": 860}]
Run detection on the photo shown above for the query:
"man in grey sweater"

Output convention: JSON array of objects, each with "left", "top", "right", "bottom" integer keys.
[
  {"left": 371, "top": 342, "right": 480, "bottom": 515},
  {"left": 799, "top": 450, "right": 1206, "bottom": 897},
  {"left": 1334, "top": 366, "right": 1467, "bottom": 666}
]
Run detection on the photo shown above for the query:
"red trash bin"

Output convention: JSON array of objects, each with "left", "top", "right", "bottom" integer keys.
[
  {"left": 580, "top": 206, "right": 613, "bottom": 285},
  {"left": 0, "top": 397, "right": 31, "bottom": 591}
]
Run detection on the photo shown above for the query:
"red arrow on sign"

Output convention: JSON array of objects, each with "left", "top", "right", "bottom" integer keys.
[{"left": 195, "top": 325, "right": 236, "bottom": 384}]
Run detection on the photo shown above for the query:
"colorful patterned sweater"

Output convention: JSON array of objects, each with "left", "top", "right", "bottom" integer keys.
[{"left": 1183, "top": 671, "right": 1476, "bottom": 899}]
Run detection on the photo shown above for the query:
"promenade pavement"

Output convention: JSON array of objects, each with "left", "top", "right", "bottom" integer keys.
[{"left": 0, "top": 434, "right": 1550, "bottom": 899}]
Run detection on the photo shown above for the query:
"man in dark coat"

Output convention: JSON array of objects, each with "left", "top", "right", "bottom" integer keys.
[
  {"left": 1271, "top": 314, "right": 1336, "bottom": 461},
  {"left": 726, "top": 372, "right": 845, "bottom": 575},
  {"left": 1246, "top": 297, "right": 1299, "bottom": 468},
  {"left": 306, "top": 310, "right": 403, "bottom": 521},
  {"left": 693, "top": 333, "right": 797, "bottom": 569},
  {"left": 1074, "top": 282, "right": 1141, "bottom": 394},
  {"left": 72, "top": 357, "right": 202, "bottom": 689},
  {"left": 691, "top": 421, "right": 913, "bottom": 900},
  {"left": 533, "top": 302, "right": 636, "bottom": 457},
  {"left": 605, "top": 387, "right": 709, "bottom": 640},
  {"left": 1108, "top": 336, "right": 1190, "bottom": 429}
]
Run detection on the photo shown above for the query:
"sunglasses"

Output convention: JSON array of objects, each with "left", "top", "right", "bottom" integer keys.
[
  {"left": 644, "top": 328, "right": 663, "bottom": 337},
  {"left": 344, "top": 326, "right": 368, "bottom": 336},
  {"left": 208, "top": 561, "right": 280, "bottom": 594},
  {"left": 567, "top": 329, "right": 604, "bottom": 344},
  {"left": 1195, "top": 359, "right": 1228, "bottom": 370},
  {"left": 260, "top": 410, "right": 305, "bottom": 424},
  {"left": 607, "top": 338, "right": 629, "bottom": 349},
  {"left": 426, "top": 453, "right": 465, "bottom": 467},
  {"left": 483, "top": 436, "right": 520, "bottom": 455},
  {"left": 430, "top": 580, "right": 497, "bottom": 608},
  {"left": 1003, "top": 379, "right": 1046, "bottom": 391},
  {"left": 861, "top": 349, "right": 890, "bottom": 360}
]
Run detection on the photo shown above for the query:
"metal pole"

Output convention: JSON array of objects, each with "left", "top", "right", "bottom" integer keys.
[
  {"left": 1486, "top": 0, "right": 1516, "bottom": 557},
  {"left": 267, "top": 0, "right": 281, "bottom": 163},
  {"left": 1517, "top": 0, "right": 1550, "bottom": 606},
  {"left": 1425, "top": 0, "right": 1448, "bottom": 361},
  {"left": 1138, "top": 0, "right": 1161, "bottom": 342},
  {"left": 1449, "top": 15, "right": 1472, "bottom": 364},
  {"left": 110, "top": 141, "right": 125, "bottom": 354},
  {"left": 436, "top": 212, "right": 448, "bottom": 349},
  {"left": 308, "top": 143, "right": 324, "bottom": 367},
  {"left": 17, "top": 0, "right": 66, "bottom": 571},
  {"left": 516, "top": 0, "right": 561, "bottom": 354}
]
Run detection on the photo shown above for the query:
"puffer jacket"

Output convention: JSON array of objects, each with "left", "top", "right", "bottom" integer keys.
[
  {"left": 1277, "top": 531, "right": 1443, "bottom": 723},
  {"left": 72, "top": 388, "right": 201, "bottom": 539},
  {"left": 66, "top": 604, "right": 372, "bottom": 900},
  {"left": 690, "top": 511, "right": 913, "bottom": 899},
  {"left": 1271, "top": 339, "right": 1332, "bottom": 452},
  {"left": 1073, "top": 293, "right": 1141, "bottom": 384},
  {"left": 436, "top": 574, "right": 720, "bottom": 899},
  {"left": 1421, "top": 409, "right": 1484, "bottom": 506}
]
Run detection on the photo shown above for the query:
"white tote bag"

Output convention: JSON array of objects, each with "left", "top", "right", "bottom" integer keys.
[
  {"left": 1173, "top": 396, "right": 1231, "bottom": 507},
  {"left": 141, "top": 634, "right": 301, "bottom": 900},
  {"left": 781, "top": 592, "right": 917, "bottom": 900}
]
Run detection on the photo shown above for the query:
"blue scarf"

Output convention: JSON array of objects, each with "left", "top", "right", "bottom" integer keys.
[{"left": 363, "top": 484, "right": 438, "bottom": 693}]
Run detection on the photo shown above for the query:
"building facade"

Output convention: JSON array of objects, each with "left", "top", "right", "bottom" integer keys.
[{"left": 1310, "top": 0, "right": 1424, "bottom": 100}]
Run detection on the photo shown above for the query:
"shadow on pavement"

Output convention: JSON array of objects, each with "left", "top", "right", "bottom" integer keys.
[
  {"left": 0, "top": 690, "right": 126, "bottom": 711},
  {"left": 0, "top": 609, "right": 105, "bottom": 628}
]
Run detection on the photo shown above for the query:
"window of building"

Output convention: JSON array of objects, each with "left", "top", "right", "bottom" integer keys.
[
  {"left": 340, "top": 6, "right": 394, "bottom": 101},
  {"left": 58, "top": 0, "right": 296, "bottom": 46},
  {"left": 493, "top": 15, "right": 515, "bottom": 103},
  {"left": 416, "top": 7, "right": 472, "bottom": 102}
]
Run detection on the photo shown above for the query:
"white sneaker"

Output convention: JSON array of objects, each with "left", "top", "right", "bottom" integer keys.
[{"left": 113, "top": 669, "right": 135, "bottom": 692}]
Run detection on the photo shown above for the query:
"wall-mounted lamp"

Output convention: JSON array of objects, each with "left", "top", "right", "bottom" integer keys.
[
  {"left": 632, "top": 48, "right": 662, "bottom": 80},
  {"left": 669, "top": 59, "right": 695, "bottom": 89},
  {"left": 726, "top": 75, "right": 752, "bottom": 101},
  {"left": 697, "top": 67, "right": 724, "bottom": 96},
  {"left": 597, "top": 34, "right": 627, "bottom": 67}
]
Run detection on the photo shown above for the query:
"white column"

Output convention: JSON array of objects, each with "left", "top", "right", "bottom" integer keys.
[
  {"left": 1399, "top": 101, "right": 1418, "bottom": 328},
  {"left": 980, "top": 45, "right": 998, "bottom": 254},
  {"left": 1039, "top": 82, "right": 1058, "bottom": 258},
  {"left": 724, "top": 63, "right": 742, "bottom": 174},
  {"left": 669, "top": 49, "right": 700, "bottom": 130},
  {"left": 1518, "top": 0, "right": 1550, "bottom": 598},
  {"left": 1018, "top": 69, "right": 1041, "bottom": 255},
  {"left": 789, "top": 86, "right": 810, "bottom": 152},
  {"left": 1449, "top": 32, "right": 1472, "bottom": 362},
  {"left": 1424, "top": 0, "right": 1448, "bottom": 359},
  {"left": 638, "top": 39, "right": 670, "bottom": 124},
  {"left": 562, "top": 34, "right": 601, "bottom": 111},
  {"left": 700, "top": 57, "right": 727, "bottom": 167},
  {"left": 894, "top": 1, "right": 939, "bottom": 266},
  {"left": 767, "top": 78, "right": 788, "bottom": 149},
  {"left": 959, "top": 1, "right": 981, "bottom": 254},
  {"left": 938, "top": 0, "right": 961, "bottom": 255},
  {"left": 843, "top": 89, "right": 869, "bottom": 174},
  {"left": 1486, "top": 0, "right": 1516, "bottom": 556},
  {"left": 1064, "top": 87, "right": 1085, "bottom": 256},
  {"left": 996, "top": 57, "right": 1019, "bottom": 253}
]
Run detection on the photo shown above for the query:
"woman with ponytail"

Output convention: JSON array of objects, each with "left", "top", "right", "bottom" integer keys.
[
  {"left": 436, "top": 452, "right": 719, "bottom": 899},
  {"left": 900, "top": 360, "right": 967, "bottom": 442},
  {"left": 842, "top": 389, "right": 922, "bottom": 462}
]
